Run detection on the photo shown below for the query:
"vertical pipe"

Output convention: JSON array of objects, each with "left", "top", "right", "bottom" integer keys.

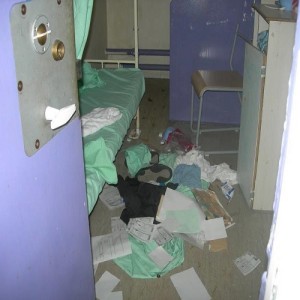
[
  {"left": 134, "top": 0, "right": 139, "bottom": 68},
  {"left": 134, "top": 0, "right": 141, "bottom": 137}
]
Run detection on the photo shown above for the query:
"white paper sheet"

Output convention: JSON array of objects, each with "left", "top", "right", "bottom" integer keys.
[
  {"left": 170, "top": 268, "right": 211, "bottom": 300},
  {"left": 234, "top": 252, "right": 261, "bottom": 276},
  {"left": 106, "top": 291, "right": 123, "bottom": 300},
  {"left": 151, "top": 225, "right": 173, "bottom": 246},
  {"left": 200, "top": 217, "right": 227, "bottom": 241},
  {"left": 148, "top": 246, "right": 174, "bottom": 269},
  {"left": 127, "top": 218, "right": 155, "bottom": 242},
  {"left": 95, "top": 271, "right": 120, "bottom": 300},
  {"left": 91, "top": 231, "right": 132, "bottom": 264},
  {"left": 111, "top": 217, "right": 127, "bottom": 232},
  {"left": 176, "top": 231, "right": 206, "bottom": 250},
  {"left": 156, "top": 188, "right": 206, "bottom": 234},
  {"left": 157, "top": 188, "right": 202, "bottom": 220},
  {"left": 100, "top": 184, "right": 124, "bottom": 210},
  {"left": 160, "top": 218, "right": 180, "bottom": 233}
]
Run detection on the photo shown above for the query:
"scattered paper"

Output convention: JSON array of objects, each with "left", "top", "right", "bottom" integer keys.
[
  {"left": 170, "top": 268, "right": 211, "bottom": 300},
  {"left": 148, "top": 246, "right": 174, "bottom": 269},
  {"left": 167, "top": 209, "right": 203, "bottom": 234},
  {"left": 111, "top": 217, "right": 127, "bottom": 232},
  {"left": 160, "top": 218, "right": 180, "bottom": 232},
  {"left": 106, "top": 291, "right": 123, "bottom": 300},
  {"left": 201, "top": 217, "right": 227, "bottom": 241},
  {"left": 91, "top": 231, "right": 132, "bottom": 264},
  {"left": 100, "top": 184, "right": 124, "bottom": 210},
  {"left": 95, "top": 271, "right": 120, "bottom": 300},
  {"left": 157, "top": 188, "right": 205, "bottom": 220},
  {"left": 127, "top": 218, "right": 155, "bottom": 242},
  {"left": 136, "top": 217, "right": 155, "bottom": 224},
  {"left": 209, "top": 238, "right": 228, "bottom": 252},
  {"left": 234, "top": 252, "right": 261, "bottom": 276},
  {"left": 221, "top": 181, "right": 235, "bottom": 201},
  {"left": 151, "top": 225, "right": 173, "bottom": 246},
  {"left": 176, "top": 232, "right": 206, "bottom": 250},
  {"left": 157, "top": 188, "right": 206, "bottom": 233}
]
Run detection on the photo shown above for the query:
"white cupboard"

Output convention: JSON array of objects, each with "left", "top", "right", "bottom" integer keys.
[{"left": 237, "top": 4, "right": 296, "bottom": 210}]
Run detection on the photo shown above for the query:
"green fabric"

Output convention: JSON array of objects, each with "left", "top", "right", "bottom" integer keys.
[
  {"left": 124, "top": 144, "right": 151, "bottom": 177},
  {"left": 83, "top": 138, "right": 118, "bottom": 214},
  {"left": 80, "top": 63, "right": 106, "bottom": 90},
  {"left": 111, "top": 153, "right": 209, "bottom": 278},
  {"left": 175, "top": 185, "right": 196, "bottom": 198},
  {"left": 80, "top": 68, "right": 145, "bottom": 213},
  {"left": 114, "top": 235, "right": 184, "bottom": 278},
  {"left": 159, "top": 152, "right": 178, "bottom": 169},
  {"left": 73, "top": 0, "right": 94, "bottom": 59},
  {"left": 200, "top": 179, "right": 210, "bottom": 190}
]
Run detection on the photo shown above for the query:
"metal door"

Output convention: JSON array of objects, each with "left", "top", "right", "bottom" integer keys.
[{"left": 0, "top": 0, "right": 95, "bottom": 299}]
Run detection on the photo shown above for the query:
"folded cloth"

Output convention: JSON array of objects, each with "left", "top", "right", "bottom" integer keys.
[
  {"left": 135, "top": 164, "right": 172, "bottom": 184},
  {"left": 81, "top": 107, "right": 122, "bottom": 137},
  {"left": 80, "top": 62, "right": 106, "bottom": 90},
  {"left": 174, "top": 150, "right": 237, "bottom": 185},
  {"left": 124, "top": 143, "right": 152, "bottom": 177},
  {"left": 172, "top": 164, "right": 202, "bottom": 189}
]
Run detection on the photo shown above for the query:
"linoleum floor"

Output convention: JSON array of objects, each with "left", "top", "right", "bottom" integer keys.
[{"left": 89, "top": 78, "right": 273, "bottom": 300}]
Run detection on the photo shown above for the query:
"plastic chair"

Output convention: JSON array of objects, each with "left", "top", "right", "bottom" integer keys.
[{"left": 190, "top": 25, "right": 243, "bottom": 154}]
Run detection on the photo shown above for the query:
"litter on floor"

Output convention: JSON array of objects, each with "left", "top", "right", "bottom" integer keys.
[{"left": 92, "top": 142, "right": 262, "bottom": 299}]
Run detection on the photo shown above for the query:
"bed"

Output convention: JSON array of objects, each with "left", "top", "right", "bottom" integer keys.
[
  {"left": 74, "top": 0, "right": 144, "bottom": 214},
  {"left": 79, "top": 67, "right": 145, "bottom": 214}
]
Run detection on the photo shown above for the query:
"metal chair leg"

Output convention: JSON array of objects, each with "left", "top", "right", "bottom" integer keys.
[
  {"left": 190, "top": 86, "right": 196, "bottom": 132},
  {"left": 195, "top": 94, "right": 204, "bottom": 146}
]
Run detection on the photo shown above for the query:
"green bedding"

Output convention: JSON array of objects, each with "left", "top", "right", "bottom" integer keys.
[
  {"left": 79, "top": 68, "right": 145, "bottom": 213},
  {"left": 73, "top": 0, "right": 94, "bottom": 59}
]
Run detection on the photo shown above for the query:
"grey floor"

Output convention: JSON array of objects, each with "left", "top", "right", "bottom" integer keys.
[{"left": 89, "top": 78, "right": 273, "bottom": 300}]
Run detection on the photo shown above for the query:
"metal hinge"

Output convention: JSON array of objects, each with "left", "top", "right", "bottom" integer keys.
[{"left": 261, "top": 65, "right": 266, "bottom": 78}]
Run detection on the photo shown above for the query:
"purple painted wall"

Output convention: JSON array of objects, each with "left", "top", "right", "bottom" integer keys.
[
  {"left": 0, "top": 1, "right": 95, "bottom": 299},
  {"left": 169, "top": 0, "right": 257, "bottom": 123}
]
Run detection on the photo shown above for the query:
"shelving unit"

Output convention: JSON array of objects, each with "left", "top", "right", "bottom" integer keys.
[{"left": 237, "top": 4, "right": 296, "bottom": 210}]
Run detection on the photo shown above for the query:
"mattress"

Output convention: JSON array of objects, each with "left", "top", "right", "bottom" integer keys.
[{"left": 79, "top": 68, "right": 145, "bottom": 213}]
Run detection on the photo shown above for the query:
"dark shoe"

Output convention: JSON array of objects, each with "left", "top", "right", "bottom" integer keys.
[
  {"left": 149, "top": 150, "right": 159, "bottom": 164},
  {"left": 135, "top": 164, "right": 172, "bottom": 183}
]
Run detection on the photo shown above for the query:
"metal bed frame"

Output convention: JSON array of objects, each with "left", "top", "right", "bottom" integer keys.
[{"left": 85, "top": 0, "right": 141, "bottom": 139}]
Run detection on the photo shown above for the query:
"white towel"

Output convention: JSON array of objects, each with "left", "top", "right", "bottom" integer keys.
[
  {"left": 174, "top": 149, "right": 237, "bottom": 185},
  {"left": 81, "top": 107, "right": 122, "bottom": 137}
]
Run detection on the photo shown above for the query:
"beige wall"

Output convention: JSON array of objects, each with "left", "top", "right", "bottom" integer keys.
[
  {"left": 84, "top": 0, "right": 107, "bottom": 60},
  {"left": 106, "top": 0, "right": 170, "bottom": 49},
  {"left": 84, "top": 0, "right": 171, "bottom": 78}
]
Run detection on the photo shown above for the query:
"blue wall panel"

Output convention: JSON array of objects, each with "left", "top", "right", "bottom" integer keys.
[
  {"left": 0, "top": 1, "right": 95, "bottom": 299},
  {"left": 169, "top": 0, "right": 257, "bottom": 123}
]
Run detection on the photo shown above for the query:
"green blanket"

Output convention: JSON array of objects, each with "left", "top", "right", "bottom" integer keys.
[
  {"left": 73, "top": 0, "right": 94, "bottom": 59},
  {"left": 79, "top": 68, "right": 145, "bottom": 213}
]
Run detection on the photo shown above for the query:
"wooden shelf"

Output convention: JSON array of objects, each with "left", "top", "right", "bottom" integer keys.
[{"left": 252, "top": 4, "right": 297, "bottom": 23}]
